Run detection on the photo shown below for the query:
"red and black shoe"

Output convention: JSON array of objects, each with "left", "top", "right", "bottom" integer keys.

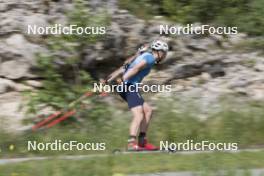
[
  {"left": 127, "top": 141, "right": 144, "bottom": 151},
  {"left": 139, "top": 139, "right": 159, "bottom": 151}
]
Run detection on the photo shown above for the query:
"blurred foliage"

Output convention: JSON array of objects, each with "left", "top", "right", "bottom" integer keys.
[
  {"left": 1, "top": 96, "right": 264, "bottom": 174},
  {"left": 2, "top": 97, "right": 264, "bottom": 158},
  {"left": 150, "top": 97, "right": 264, "bottom": 147},
  {"left": 25, "top": 0, "right": 109, "bottom": 120},
  {"left": 119, "top": 0, "right": 264, "bottom": 36}
]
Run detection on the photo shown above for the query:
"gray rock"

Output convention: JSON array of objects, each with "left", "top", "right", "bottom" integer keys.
[
  {"left": 0, "top": 78, "right": 33, "bottom": 94},
  {"left": 25, "top": 80, "right": 42, "bottom": 88},
  {"left": 254, "top": 64, "right": 264, "bottom": 72},
  {"left": 0, "top": 2, "right": 8, "bottom": 12},
  {"left": 0, "top": 34, "right": 45, "bottom": 79},
  {"left": 0, "top": 60, "right": 30, "bottom": 79},
  {"left": 0, "top": 78, "right": 14, "bottom": 93},
  {"left": 5, "top": 34, "right": 43, "bottom": 63},
  {"left": 0, "top": 10, "right": 22, "bottom": 35},
  {"left": 209, "top": 34, "right": 224, "bottom": 47},
  {"left": 0, "top": 92, "right": 27, "bottom": 133},
  {"left": 22, "top": 13, "right": 49, "bottom": 41},
  {"left": 228, "top": 33, "right": 247, "bottom": 45},
  {"left": 186, "top": 40, "right": 208, "bottom": 51}
]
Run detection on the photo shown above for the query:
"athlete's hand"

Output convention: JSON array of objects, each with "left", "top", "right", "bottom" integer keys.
[
  {"left": 116, "top": 78, "right": 123, "bottom": 84},
  {"left": 138, "top": 43, "right": 149, "bottom": 53}
]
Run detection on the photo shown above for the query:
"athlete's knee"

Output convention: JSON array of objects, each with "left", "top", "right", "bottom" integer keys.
[
  {"left": 132, "top": 106, "right": 144, "bottom": 121},
  {"left": 143, "top": 103, "right": 153, "bottom": 117}
]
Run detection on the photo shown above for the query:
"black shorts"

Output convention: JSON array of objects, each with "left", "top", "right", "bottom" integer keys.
[{"left": 118, "top": 83, "right": 144, "bottom": 109}]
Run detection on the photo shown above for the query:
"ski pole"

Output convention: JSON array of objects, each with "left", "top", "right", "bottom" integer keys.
[
  {"left": 32, "top": 111, "right": 62, "bottom": 131},
  {"left": 32, "top": 91, "right": 108, "bottom": 131},
  {"left": 45, "top": 109, "right": 76, "bottom": 128},
  {"left": 32, "top": 91, "right": 94, "bottom": 131}
]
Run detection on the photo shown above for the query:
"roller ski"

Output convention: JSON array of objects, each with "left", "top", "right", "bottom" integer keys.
[{"left": 112, "top": 138, "right": 176, "bottom": 154}]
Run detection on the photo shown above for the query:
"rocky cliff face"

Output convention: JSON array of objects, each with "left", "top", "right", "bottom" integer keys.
[{"left": 0, "top": 0, "right": 263, "bottom": 131}]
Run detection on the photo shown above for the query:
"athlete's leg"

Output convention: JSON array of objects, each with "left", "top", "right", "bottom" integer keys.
[
  {"left": 138, "top": 102, "right": 158, "bottom": 150},
  {"left": 130, "top": 106, "right": 144, "bottom": 136},
  {"left": 127, "top": 105, "right": 145, "bottom": 150},
  {"left": 139, "top": 102, "right": 153, "bottom": 133},
  {"left": 123, "top": 84, "right": 145, "bottom": 150}
]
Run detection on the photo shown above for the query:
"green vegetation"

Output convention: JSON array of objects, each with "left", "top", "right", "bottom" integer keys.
[
  {"left": 1, "top": 97, "right": 264, "bottom": 158},
  {"left": 1, "top": 1, "right": 263, "bottom": 175},
  {"left": 1, "top": 151, "right": 264, "bottom": 175},
  {"left": 1, "top": 95, "right": 264, "bottom": 174},
  {"left": 25, "top": 0, "right": 109, "bottom": 116},
  {"left": 0, "top": 111, "right": 129, "bottom": 158},
  {"left": 150, "top": 97, "right": 264, "bottom": 148},
  {"left": 22, "top": 0, "right": 111, "bottom": 137},
  {"left": 119, "top": 0, "right": 264, "bottom": 36}
]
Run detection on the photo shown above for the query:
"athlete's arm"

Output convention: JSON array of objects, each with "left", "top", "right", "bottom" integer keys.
[
  {"left": 106, "top": 44, "right": 148, "bottom": 83},
  {"left": 122, "top": 43, "right": 148, "bottom": 65},
  {"left": 106, "top": 66, "right": 123, "bottom": 83},
  {"left": 122, "top": 60, "right": 147, "bottom": 81},
  {"left": 106, "top": 51, "right": 143, "bottom": 83},
  {"left": 106, "top": 55, "right": 137, "bottom": 83},
  {"left": 123, "top": 54, "right": 137, "bottom": 66}
]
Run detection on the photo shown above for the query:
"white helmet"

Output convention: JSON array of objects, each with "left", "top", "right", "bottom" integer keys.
[{"left": 151, "top": 40, "right": 169, "bottom": 53}]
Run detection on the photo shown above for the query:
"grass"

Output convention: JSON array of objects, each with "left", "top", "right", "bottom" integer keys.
[
  {"left": 0, "top": 96, "right": 264, "bottom": 175},
  {"left": 1, "top": 97, "right": 264, "bottom": 158},
  {"left": 0, "top": 151, "right": 264, "bottom": 175},
  {"left": 0, "top": 120, "right": 129, "bottom": 158},
  {"left": 150, "top": 97, "right": 264, "bottom": 148}
]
